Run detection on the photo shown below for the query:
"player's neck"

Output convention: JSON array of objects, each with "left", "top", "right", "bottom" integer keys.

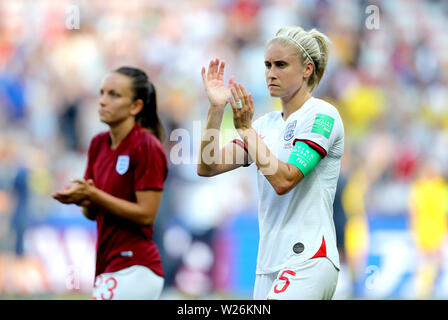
[
  {"left": 280, "top": 86, "right": 311, "bottom": 121},
  {"left": 108, "top": 118, "right": 136, "bottom": 150}
]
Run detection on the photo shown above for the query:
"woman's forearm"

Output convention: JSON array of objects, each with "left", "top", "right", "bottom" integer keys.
[
  {"left": 88, "top": 187, "right": 155, "bottom": 226},
  {"left": 197, "top": 107, "right": 225, "bottom": 176},
  {"left": 240, "top": 127, "right": 302, "bottom": 195}
]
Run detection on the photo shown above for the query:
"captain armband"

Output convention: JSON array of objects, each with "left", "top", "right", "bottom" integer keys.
[{"left": 287, "top": 141, "right": 322, "bottom": 177}]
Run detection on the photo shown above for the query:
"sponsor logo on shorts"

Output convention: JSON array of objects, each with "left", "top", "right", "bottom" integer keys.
[{"left": 293, "top": 242, "right": 304, "bottom": 254}]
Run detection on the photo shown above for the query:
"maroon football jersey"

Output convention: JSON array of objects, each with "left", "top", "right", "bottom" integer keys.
[{"left": 84, "top": 124, "right": 168, "bottom": 277}]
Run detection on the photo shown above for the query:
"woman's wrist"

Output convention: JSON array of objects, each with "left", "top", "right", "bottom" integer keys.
[
  {"left": 208, "top": 105, "right": 226, "bottom": 117},
  {"left": 237, "top": 127, "right": 254, "bottom": 143},
  {"left": 209, "top": 101, "right": 227, "bottom": 109},
  {"left": 205, "top": 107, "right": 226, "bottom": 131},
  {"left": 86, "top": 185, "right": 99, "bottom": 203}
]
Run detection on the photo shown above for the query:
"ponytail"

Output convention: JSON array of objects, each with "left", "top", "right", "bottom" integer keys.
[
  {"left": 307, "top": 29, "right": 330, "bottom": 93},
  {"left": 114, "top": 66, "right": 166, "bottom": 142}
]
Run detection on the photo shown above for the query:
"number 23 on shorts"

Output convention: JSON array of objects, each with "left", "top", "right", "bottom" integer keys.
[{"left": 92, "top": 275, "right": 118, "bottom": 300}]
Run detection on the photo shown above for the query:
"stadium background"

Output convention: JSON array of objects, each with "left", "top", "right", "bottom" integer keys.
[{"left": 1, "top": 0, "right": 448, "bottom": 299}]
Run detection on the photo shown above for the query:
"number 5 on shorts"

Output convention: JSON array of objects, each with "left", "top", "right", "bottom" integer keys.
[{"left": 274, "top": 270, "right": 296, "bottom": 294}]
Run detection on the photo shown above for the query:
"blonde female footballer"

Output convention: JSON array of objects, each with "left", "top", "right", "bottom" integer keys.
[{"left": 197, "top": 26, "right": 344, "bottom": 300}]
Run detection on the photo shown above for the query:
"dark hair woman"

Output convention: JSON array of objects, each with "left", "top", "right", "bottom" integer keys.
[{"left": 53, "top": 66, "right": 168, "bottom": 300}]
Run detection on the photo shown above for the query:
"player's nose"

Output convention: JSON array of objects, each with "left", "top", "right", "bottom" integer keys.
[
  {"left": 266, "top": 67, "right": 278, "bottom": 80},
  {"left": 99, "top": 94, "right": 107, "bottom": 107}
]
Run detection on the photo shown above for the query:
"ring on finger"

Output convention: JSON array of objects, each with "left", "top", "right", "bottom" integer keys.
[{"left": 235, "top": 100, "right": 242, "bottom": 109}]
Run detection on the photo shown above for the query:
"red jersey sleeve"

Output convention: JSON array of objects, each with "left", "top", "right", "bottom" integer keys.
[
  {"left": 132, "top": 134, "right": 168, "bottom": 191},
  {"left": 84, "top": 134, "right": 100, "bottom": 181}
]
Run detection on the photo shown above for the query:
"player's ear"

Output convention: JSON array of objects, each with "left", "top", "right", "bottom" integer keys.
[
  {"left": 303, "top": 61, "right": 314, "bottom": 79},
  {"left": 130, "top": 99, "right": 144, "bottom": 116}
]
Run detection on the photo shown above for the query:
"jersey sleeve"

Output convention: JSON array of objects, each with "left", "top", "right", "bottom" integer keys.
[
  {"left": 293, "top": 106, "right": 342, "bottom": 158},
  {"left": 84, "top": 135, "right": 100, "bottom": 181},
  {"left": 132, "top": 136, "right": 168, "bottom": 191}
]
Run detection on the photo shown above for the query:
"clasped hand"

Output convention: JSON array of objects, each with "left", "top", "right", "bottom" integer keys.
[{"left": 52, "top": 178, "right": 95, "bottom": 207}]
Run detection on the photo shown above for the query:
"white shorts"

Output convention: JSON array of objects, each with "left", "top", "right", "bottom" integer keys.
[
  {"left": 92, "top": 265, "right": 164, "bottom": 300},
  {"left": 253, "top": 258, "right": 338, "bottom": 300}
]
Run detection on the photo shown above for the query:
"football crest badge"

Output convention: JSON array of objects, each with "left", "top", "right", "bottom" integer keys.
[
  {"left": 116, "top": 155, "right": 130, "bottom": 175},
  {"left": 284, "top": 120, "right": 297, "bottom": 141}
]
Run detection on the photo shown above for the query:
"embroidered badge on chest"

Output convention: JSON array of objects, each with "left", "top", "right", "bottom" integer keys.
[
  {"left": 116, "top": 155, "right": 130, "bottom": 175},
  {"left": 284, "top": 120, "right": 297, "bottom": 141}
]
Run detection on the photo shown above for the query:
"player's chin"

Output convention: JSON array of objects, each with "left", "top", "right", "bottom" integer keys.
[
  {"left": 99, "top": 118, "right": 110, "bottom": 127},
  {"left": 98, "top": 111, "right": 108, "bottom": 122},
  {"left": 99, "top": 113, "right": 114, "bottom": 125},
  {"left": 268, "top": 88, "right": 282, "bottom": 97}
]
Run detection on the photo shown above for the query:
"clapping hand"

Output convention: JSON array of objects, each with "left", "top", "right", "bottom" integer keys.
[
  {"left": 201, "top": 58, "right": 235, "bottom": 109},
  {"left": 52, "top": 179, "right": 95, "bottom": 207},
  {"left": 229, "top": 82, "right": 254, "bottom": 132}
]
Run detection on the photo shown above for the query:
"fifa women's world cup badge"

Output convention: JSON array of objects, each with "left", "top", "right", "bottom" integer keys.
[{"left": 116, "top": 155, "right": 130, "bottom": 175}]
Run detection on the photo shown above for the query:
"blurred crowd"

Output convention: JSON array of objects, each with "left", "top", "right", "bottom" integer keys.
[{"left": 0, "top": 0, "right": 448, "bottom": 299}]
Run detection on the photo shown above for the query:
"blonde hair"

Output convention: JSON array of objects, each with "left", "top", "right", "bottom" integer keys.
[{"left": 268, "top": 26, "right": 331, "bottom": 93}]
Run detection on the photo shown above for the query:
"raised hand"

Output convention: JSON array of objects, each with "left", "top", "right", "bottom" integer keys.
[
  {"left": 201, "top": 58, "right": 235, "bottom": 109},
  {"left": 229, "top": 83, "right": 254, "bottom": 131}
]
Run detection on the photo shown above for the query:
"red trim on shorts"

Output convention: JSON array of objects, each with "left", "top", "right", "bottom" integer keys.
[{"left": 311, "top": 236, "right": 327, "bottom": 259}]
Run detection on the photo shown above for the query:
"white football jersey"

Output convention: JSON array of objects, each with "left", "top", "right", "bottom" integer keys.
[{"left": 247, "top": 97, "right": 344, "bottom": 274}]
